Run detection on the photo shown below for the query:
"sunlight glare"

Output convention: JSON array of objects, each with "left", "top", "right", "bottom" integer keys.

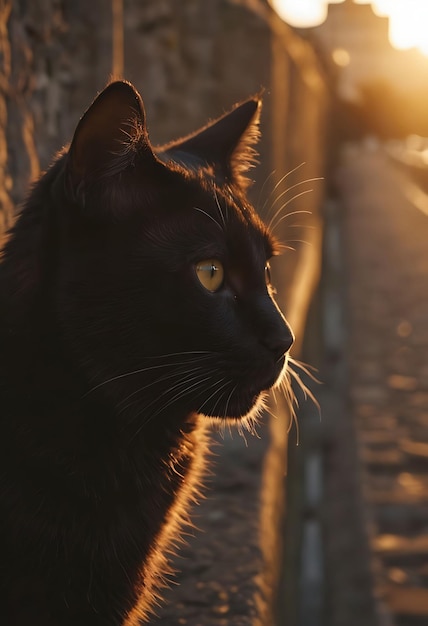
[
  {"left": 387, "top": 0, "right": 428, "bottom": 55},
  {"left": 270, "top": 0, "right": 428, "bottom": 57},
  {"left": 269, "top": 0, "right": 328, "bottom": 28},
  {"left": 372, "top": 0, "right": 390, "bottom": 17}
]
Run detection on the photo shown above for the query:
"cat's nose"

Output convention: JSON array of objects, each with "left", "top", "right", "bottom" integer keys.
[
  {"left": 255, "top": 294, "right": 294, "bottom": 360},
  {"left": 262, "top": 320, "right": 294, "bottom": 361}
]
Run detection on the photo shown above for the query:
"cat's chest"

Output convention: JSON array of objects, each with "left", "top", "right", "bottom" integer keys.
[{"left": 3, "top": 420, "right": 203, "bottom": 542}]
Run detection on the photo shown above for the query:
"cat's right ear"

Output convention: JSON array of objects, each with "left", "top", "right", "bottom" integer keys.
[{"left": 67, "top": 81, "right": 154, "bottom": 191}]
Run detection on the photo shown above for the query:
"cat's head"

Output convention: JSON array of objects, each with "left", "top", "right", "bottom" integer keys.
[{"left": 52, "top": 81, "right": 294, "bottom": 426}]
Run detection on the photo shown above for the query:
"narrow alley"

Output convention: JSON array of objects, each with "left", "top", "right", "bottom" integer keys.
[{"left": 322, "top": 143, "right": 428, "bottom": 626}]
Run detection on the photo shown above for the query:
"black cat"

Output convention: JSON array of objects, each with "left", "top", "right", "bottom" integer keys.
[{"left": 0, "top": 81, "right": 294, "bottom": 625}]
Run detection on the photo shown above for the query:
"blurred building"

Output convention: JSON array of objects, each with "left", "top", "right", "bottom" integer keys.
[{"left": 313, "top": 0, "right": 428, "bottom": 101}]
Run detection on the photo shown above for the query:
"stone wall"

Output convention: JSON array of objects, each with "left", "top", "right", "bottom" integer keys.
[
  {"left": 0, "top": 0, "right": 111, "bottom": 220},
  {"left": 0, "top": 0, "right": 328, "bottom": 217}
]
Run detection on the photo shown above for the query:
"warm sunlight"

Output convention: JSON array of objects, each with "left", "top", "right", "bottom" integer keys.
[
  {"left": 383, "top": 0, "right": 428, "bottom": 55},
  {"left": 270, "top": 0, "right": 428, "bottom": 56},
  {"left": 372, "top": 0, "right": 389, "bottom": 16},
  {"left": 269, "top": 0, "right": 327, "bottom": 28}
]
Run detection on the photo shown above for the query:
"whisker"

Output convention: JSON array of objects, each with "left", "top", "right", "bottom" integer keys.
[
  {"left": 118, "top": 371, "right": 210, "bottom": 417},
  {"left": 145, "top": 374, "right": 212, "bottom": 419},
  {"left": 280, "top": 375, "right": 300, "bottom": 443},
  {"left": 209, "top": 381, "right": 233, "bottom": 417},
  {"left": 268, "top": 177, "right": 322, "bottom": 224},
  {"left": 237, "top": 424, "right": 249, "bottom": 447},
  {"left": 272, "top": 216, "right": 315, "bottom": 237},
  {"left": 271, "top": 241, "right": 297, "bottom": 253},
  {"left": 194, "top": 207, "right": 223, "bottom": 230},
  {"left": 84, "top": 353, "right": 212, "bottom": 396},
  {"left": 271, "top": 385, "right": 279, "bottom": 408},
  {"left": 287, "top": 361, "right": 320, "bottom": 415},
  {"left": 268, "top": 208, "right": 312, "bottom": 233},
  {"left": 269, "top": 189, "right": 314, "bottom": 233},
  {"left": 288, "top": 357, "right": 320, "bottom": 383},
  {"left": 197, "top": 378, "right": 229, "bottom": 415},
  {"left": 285, "top": 224, "right": 317, "bottom": 230},
  {"left": 141, "top": 373, "right": 213, "bottom": 417},
  {"left": 129, "top": 375, "right": 214, "bottom": 440},
  {"left": 116, "top": 366, "right": 204, "bottom": 409},
  {"left": 141, "top": 350, "right": 213, "bottom": 360},
  {"left": 261, "top": 162, "right": 306, "bottom": 215},
  {"left": 279, "top": 239, "right": 312, "bottom": 247},
  {"left": 257, "top": 169, "right": 277, "bottom": 211},
  {"left": 213, "top": 188, "right": 227, "bottom": 227},
  {"left": 223, "top": 383, "right": 238, "bottom": 420}
]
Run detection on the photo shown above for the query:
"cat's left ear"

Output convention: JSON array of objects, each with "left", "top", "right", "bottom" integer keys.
[
  {"left": 164, "top": 98, "right": 262, "bottom": 189},
  {"left": 67, "top": 80, "right": 154, "bottom": 187}
]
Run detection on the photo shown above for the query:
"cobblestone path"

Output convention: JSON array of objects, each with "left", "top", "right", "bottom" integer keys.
[{"left": 339, "top": 146, "right": 428, "bottom": 626}]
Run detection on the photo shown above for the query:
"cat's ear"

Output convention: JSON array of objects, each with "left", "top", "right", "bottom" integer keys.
[
  {"left": 164, "top": 98, "right": 262, "bottom": 189},
  {"left": 68, "top": 80, "right": 154, "bottom": 186}
]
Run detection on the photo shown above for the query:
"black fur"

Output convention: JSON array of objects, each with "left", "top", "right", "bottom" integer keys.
[{"left": 0, "top": 81, "right": 294, "bottom": 625}]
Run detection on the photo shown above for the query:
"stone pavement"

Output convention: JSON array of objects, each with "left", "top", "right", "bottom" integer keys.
[{"left": 337, "top": 144, "right": 428, "bottom": 626}]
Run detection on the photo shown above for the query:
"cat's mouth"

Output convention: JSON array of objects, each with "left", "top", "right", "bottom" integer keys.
[{"left": 199, "top": 354, "right": 287, "bottom": 420}]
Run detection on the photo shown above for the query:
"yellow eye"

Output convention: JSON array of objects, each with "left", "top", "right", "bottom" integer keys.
[{"left": 195, "top": 259, "right": 224, "bottom": 292}]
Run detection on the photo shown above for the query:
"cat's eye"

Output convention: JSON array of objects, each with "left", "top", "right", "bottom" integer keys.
[
  {"left": 195, "top": 259, "right": 224, "bottom": 292},
  {"left": 265, "top": 263, "right": 272, "bottom": 286}
]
